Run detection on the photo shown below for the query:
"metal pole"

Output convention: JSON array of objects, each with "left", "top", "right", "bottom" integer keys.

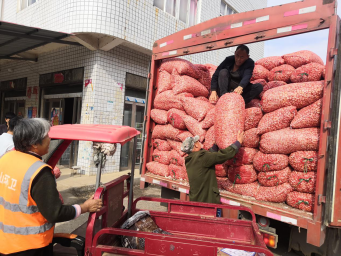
[
  {"left": 139, "top": 61, "right": 151, "bottom": 175},
  {"left": 95, "top": 152, "right": 103, "bottom": 190},
  {"left": 128, "top": 136, "right": 138, "bottom": 218}
]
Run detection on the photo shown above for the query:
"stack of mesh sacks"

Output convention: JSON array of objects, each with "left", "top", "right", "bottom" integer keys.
[
  {"left": 217, "top": 50, "right": 324, "bottom": 212},
  {"left": 146, "top": 58, "right": 217, "bottom": 182}
]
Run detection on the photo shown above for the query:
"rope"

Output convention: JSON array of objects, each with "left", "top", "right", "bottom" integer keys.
[
  {"left": 233, "top": 174, "right": 241, "bottom": 188},
  {"left": 296, "top": 177, "right": 312, "bottom": 187},
  {"left": 299, "top": 72, "right": 309, "bottom": 77},
  {"left": 303, "top": 157, "right": 314, "bottom": 173},
  {"left": 295, "top": 200, "right": 310, "bottom": 206},
  {"left": 266, "top": 175, "right": 279, "bottom": 186},
  {"left": 171, "top": 170, "right": 176, "bottom": 180},
  {"left": 262, "top": 164, "right": 271, "bottom": 172}
]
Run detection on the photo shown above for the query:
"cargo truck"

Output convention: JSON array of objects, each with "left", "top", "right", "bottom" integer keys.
[{"left": 139, "top": 0, "right": 341, "bottom": 255}]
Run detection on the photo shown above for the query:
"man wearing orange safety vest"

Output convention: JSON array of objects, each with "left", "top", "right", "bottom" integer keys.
[{"left": 0, "top": 118, "right": 102, "bottom": 256}]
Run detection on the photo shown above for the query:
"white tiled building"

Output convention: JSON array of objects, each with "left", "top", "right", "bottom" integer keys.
[{"left": 0, "top": 0, "right": 267, "bottom": 174}]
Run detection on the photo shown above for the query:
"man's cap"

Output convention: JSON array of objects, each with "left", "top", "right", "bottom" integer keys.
[{"left": 181, "top": 135, "right": 200, "bottom": 154}]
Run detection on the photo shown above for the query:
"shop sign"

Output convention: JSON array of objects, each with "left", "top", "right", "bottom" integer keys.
[{"left": 54, "top": 73, "right": 64, "bottom": 83}]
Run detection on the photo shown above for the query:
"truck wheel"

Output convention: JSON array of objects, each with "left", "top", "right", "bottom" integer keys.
[{"left": 326, "top": 228, "right": 341, "bottom": 256}]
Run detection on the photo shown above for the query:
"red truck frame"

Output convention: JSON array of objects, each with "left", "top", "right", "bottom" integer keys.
[{"left": 140, "top": 0, "right": 341, "bottom": 248}]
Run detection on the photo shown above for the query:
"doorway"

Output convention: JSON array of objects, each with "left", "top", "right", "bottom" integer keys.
[
  {"left": 120, "top": 101, "right": 144, "bottom": 171},
  {"left": 43, "top": 95, "right": 82, "bottom": 167},
  {"left": 3, "top": 99, "right": 25, "bottom": 118}
]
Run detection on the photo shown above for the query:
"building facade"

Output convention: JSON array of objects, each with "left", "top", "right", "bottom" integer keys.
[{"left": 0, "top": 0, "right": 267, "bottom": 174}]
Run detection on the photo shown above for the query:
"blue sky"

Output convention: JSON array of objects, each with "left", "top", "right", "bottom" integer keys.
[{"left": 264, "top": 0, "right": 340, "bottom": 63}]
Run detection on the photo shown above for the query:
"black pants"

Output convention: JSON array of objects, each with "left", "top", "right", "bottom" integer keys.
[
  {"left": 217, "top": 69, "right": 263, "bottom": 104},
  {"left": 1, "top": 244, "right": 53, "bottom": 256}
]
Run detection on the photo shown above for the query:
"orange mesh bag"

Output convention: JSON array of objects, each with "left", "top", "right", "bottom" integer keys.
[
  {"left": 259, "top": 128, "right": 319, "bottom": 154},
  {"left": 215, "top": 93, "right": 245, "bottom": 149},
  {"left": 157, "top": 70, "right": 172, "bottom": 94},
  {"left": 286, "top": 192, "right": 315, "bottom": 212},
  {"left": 177, "top": 131, "right": 194, "bottom": 142},
  {"left": 225, "top": 147, "right": 258, "bottom": 167},
  {"left": 221, "top": 179, "right": 260, "bottom": 198},
  {"left": 289, "top": 171, "right": 316, "bottom": 193},
  {"left": 288, "top": 151, "right": 318, "bottom": 172},
  {"left": 195, "top": 64, "right": 211, "bottom": 91},
  {"left": 244, "top": 107, "right": 263, "bottom": 131},
  {"left": 146, "top": 162, "right": 170, "bottom": 177},
  {"left": 203, "top": 126, "right": 215, "bottom": 150},
  {"left": 256, "top": 56, "right": 285, "bottom": 71},
  {"left": 153, "top": 139, "right": 172, "bottom": 151},
  {"left": 259, "top": 81, "right": 286, "bottom": 98},
  {"left": 258, "top": 167, "right": 291, "bottom": 187},
  {"left": 250, "top": 79, "right": 267, "bottom": 87},
  {"left": 290, "top": 99, "right": 322, "bottom": 129},
  {"left": 253, "top": 151, "right": 289, "bottom": 172},
  {"left": 205, "top": 64, "right": 218, "bottom": 78},
  {"left": 151, "top": 109, "right": 168, "bottom": 125},
  {"left": 154, "top": 90, "right": 184, "bottom": 111},
  {"left": 182, "top": 115, "right": 207, "bottom": 142},
  {"left": 169, "top": 164, "right": 188, "bottom": 181},
  {"left": 160, "top": 58, "right": 199, "bottom": 78},
  {"left": 257, "top": 106, "right": 297, "bottom": 135},
  {"left": 227, "top": 165, "right": 258, "bottom": 184},
  {"left": 201, "top": 107, "right": 215, "bottom": 129},
  {"left": 181, "top": 97, "right": 213, "bottom": 121},
  {"left": 322, "top": 67, "right": 326, "bottom": 79},
  {"left": 251, "top": 65, "right": 270, "bottom": 81},
  {"left": 215, "top": 164, "right": 228, "bottom": 177},
  {"left": 255, "top": 183, "right": 293, "bottom": 203},
  {"left": 152, "top": 149, "right": 172, "bottom": 165},
  {"left": 282, "top": 50, "right": 324, "bottom": 68},
  {"left": 169, "top": 150, "right": 185, "bottom": 166},
  {"left": 196, "top": 96, "right": 210, "bottom": 102},
  {"left": 216, "top": 177, "right": 229, "bottom": 190},
  {"left": 172, "top": 72, "right": 209, "bottom": 97},
  {"left": 261, "top": 81, "right": 324, "bottom": 113},
  {"left": 268, "top": 64, "right": 295, "bottom": 83},
  {"left": 152, "top": 124, "right": 181, "bottom": 141},
  {"left": 242, "top": 128, "right": 260, "bottom": 148},
  {"left": 290, "top": 63, "right": 325, "bottom": 83},
  {"left": 167, "top": 139, "right": 186, "bottom": 156},
  {"left": 245, "top": 99, "right": 262, "bottom": 109},
  {"left": 167, "top": 108, "right": 187, "bottom": 129}
]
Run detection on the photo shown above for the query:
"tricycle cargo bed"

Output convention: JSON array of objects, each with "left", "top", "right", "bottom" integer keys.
[{"left": 90, "top": 197, "right": 272, "bottom": 255}]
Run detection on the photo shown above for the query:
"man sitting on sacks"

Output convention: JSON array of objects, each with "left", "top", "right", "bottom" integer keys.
[
  {"left": 181, "top": 131, "right": 244, "bottom": 204},
  {"left": 209, "top": 44, "right": 263, "bottom": 104}
]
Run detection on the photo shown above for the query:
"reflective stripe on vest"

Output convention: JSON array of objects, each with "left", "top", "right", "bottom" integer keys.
[
  {"left": 0, "top": 221, "right": 54, "bottom": 235},
  {"left": 1, "top": 160, "right": 52, "bottom": 235},
  {"left": 0, "top": 161, "right": 46, "bottom": 215}
]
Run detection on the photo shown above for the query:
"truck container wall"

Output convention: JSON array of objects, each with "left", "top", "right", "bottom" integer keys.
[{"left": 140, "top": 0, "right": 340, "bottom": 247}]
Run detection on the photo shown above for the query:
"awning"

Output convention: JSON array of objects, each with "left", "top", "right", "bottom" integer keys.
[{"left": 0, "top": 21, "right": 81, "bottom": 62}]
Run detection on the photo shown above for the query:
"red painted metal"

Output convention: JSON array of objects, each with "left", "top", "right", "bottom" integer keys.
[
  {"left": 49, "top": 124, "right": 140, "bottom": 145},
  {"left": 141, "top": 0, "right": 341, "bottom": 247},
  {"left": 88, "top": 194, "right": 272, "bottom": 256},
  {"left": 46, "top": 140, "right": 71, "bottom": 168}
]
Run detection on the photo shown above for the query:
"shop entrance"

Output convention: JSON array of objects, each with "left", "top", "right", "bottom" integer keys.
[
  {"left": 39, "top": 67, "right": 84, "bottom": 168},
  {"left": 43, "top": 95, "right": 82, "bottom": 167},
  {"left": 0, "top": 77, "right": 27, "bottom": 124}
]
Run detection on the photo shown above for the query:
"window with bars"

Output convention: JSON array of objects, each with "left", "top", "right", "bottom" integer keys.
[
  {"left": 154, "top": 0, "right": 198, "bottom": 26},
  {"left": 18, "top": 0, "right": 37, "bottom": 11},
  {"left": 220, "top": 0, "right": 236, "bottom": 16}
]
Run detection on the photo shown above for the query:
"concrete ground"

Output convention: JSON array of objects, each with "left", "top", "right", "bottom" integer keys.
[{"left": 55, "top": 167, "right": 303, "bottom": 256}]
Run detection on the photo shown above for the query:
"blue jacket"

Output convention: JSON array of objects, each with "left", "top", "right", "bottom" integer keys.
[{"left": 211, "top": 56, "right": 255, "bottom": 91}]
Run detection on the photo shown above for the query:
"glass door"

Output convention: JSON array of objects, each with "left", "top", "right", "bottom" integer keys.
[
  {"left": 3, "top": 100, "right": 25, "bottom": 118},
  {"left": 120, "top": 102, "right": 145, "bottom": 171}
]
